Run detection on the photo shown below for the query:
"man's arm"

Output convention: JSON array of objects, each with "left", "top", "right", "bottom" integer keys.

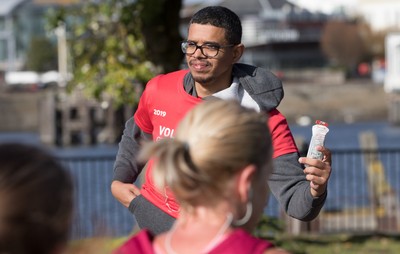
[
  {"left": 111, "top": 116, "right": 151, "bottom": 207},
  {"left": 268, "top": 152, "right": 328, "bottom": 221},
  {"left": 266, "top": 109, "right": 331, "bottom": 221}
]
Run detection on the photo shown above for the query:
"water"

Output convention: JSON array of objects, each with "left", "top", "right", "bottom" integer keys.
[
  {"left": 1, "top": 121, "right": 400, "bottom": 238},
  {"left": 6, "top": 121, "right": 400, "bottom": 149},
  {"left": 290, "top": 121, "right": 400, "bottom": 150}
]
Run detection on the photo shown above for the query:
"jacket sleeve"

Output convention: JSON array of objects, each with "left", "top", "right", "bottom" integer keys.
[
  {"left": 112, "top": 116, "right": 151, "bottom": 183},
  {"left": 268, "top": 152, "right": 327, "bottom": 221},
  {"left": 267, "top": 109, "right": 326, "bottom": 221}
]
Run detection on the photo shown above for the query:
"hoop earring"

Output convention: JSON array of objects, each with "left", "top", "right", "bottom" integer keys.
[{"left": 233, "top": 189, "right": 253, "bottom": 227}]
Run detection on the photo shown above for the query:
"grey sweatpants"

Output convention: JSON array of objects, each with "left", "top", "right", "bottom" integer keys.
[{"left": 128, "top": 195, "right": 176, "bottom": 235}]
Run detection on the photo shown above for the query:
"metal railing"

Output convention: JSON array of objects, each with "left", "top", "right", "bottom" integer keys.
[
  {"left": 60, "top": 155, "right": 135, "bottom": 240},
  {"left": 315, "top": 149, "right": 400, "bottom": 234},
  {"left": 60, "top": 148, "right": 400, "bottom": 239}
]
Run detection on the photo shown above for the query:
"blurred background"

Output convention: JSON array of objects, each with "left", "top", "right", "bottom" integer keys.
[{"left": 1, "top": 0, "right": 400, "bottom": 247}]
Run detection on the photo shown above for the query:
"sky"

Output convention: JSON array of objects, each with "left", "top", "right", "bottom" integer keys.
[
  {"left": 184, "top": 0, "right": 359, "bottom": 14},
  {"left": 288, "top": 0, "right": 359, "bottom": 14}
]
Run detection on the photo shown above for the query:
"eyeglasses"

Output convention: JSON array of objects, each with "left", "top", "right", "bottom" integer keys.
[{"left": 181, "top": 41, "right": 235, "bottom": 57}]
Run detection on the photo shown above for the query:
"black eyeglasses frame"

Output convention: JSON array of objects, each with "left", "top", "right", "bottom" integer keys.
[{"left": 181, "top": 41, "right": 235, "bottom": 57}]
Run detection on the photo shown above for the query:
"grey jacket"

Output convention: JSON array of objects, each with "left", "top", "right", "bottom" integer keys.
[{"left": 113, "top": 63, "right": 326, "bottom": 221}]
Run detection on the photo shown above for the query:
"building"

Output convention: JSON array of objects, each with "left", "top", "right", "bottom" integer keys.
[
  {"left": 0, "top": 0, "right": 78, "bottom": 72},
  {"left": 181, "top": 0, "right": 333, "bottom": 70},
  {"left": 1, "top": 0, "right": 32, "bottom": 71},
  {"left": 2, "top": 0, "right": 342, "bottom": 74}
]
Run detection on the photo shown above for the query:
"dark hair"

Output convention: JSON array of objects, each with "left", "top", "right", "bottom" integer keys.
[
  {"left": 0, "top": 143, "right": 73, "bottom": 254},
  {"left": 189, "top": 6, "right": 242, "bottom": 45}
]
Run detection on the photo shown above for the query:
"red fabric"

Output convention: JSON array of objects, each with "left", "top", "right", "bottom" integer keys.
[
  {"left": 208, "top": 229, "right": 274, "bottom": 254},
  {"left": 113, "top": 230, "right": 155, "bottom": 254},
  {"left": 134, "top": 70, "right": 201, "bottom": 218},
  {"left": 134, "top": 70, "right": 298, "bottom": 218},
  {"left": 268, "top": 109, "right": 299, "bottom": 158},
  {"left": 114, "top": 229, "right": 274, "bottom": 254}
]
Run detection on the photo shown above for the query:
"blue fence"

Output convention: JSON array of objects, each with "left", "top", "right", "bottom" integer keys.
[
  {"left": 60, "top": 155, "right": 135, "bottom": 240},
  {"left": 60, "top": 148, "right": 400, "bottom": 239},
  {"left": 315, "top": 149, "right": 400, "bottom": 234}
]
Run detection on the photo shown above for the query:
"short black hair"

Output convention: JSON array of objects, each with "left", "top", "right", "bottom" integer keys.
[{"left": 190, "top": 6, "right": 242, "bottom": 45}]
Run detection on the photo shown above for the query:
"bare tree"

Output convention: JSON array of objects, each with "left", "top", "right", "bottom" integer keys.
[{"left": 321, "top": 20, "right": 368, "bottom": 74}]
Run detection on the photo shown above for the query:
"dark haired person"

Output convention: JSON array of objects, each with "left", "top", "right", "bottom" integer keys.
[
  {"left": 0, "top": 143, "right": 73, "bottom": 254},
  {"left": 111, "top": 5, "right": 332, "bottom": 235}
]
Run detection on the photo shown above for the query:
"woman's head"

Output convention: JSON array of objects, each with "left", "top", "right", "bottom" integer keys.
[
  {"left": 140, "top": 99, "right": 273, "bottom": 229},
  {"left": 0, "top": 143, "right": 73, "bottom": 254}
]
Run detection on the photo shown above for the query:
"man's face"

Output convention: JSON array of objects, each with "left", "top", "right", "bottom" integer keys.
[{"left": 185, "top": 23, "right": 237, "bottom": 87}]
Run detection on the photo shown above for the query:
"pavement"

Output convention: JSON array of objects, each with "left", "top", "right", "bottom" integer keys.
[{"left": 278, "top": 79, "right": 389, "bottom": 125}]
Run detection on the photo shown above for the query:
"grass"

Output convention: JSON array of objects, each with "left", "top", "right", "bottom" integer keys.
[
  {"left": 66, "top": 216, "right": 400, "bottom": 254},
  {"left": 66, "top": 233, "right": 400, "bottom": 254},
  {"left": 65, "top": 236, "right": 128, "bottom": 254},
  {"left": 255, "top": 216, "right": 400, "bottom": 254},
  {"left": 271, "top": 233, "right": 400, "bottom": 254}
]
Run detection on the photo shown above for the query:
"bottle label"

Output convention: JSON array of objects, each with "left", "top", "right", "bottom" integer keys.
[{"left": 306, "top": 120, "right": 329, "bottom": 161}]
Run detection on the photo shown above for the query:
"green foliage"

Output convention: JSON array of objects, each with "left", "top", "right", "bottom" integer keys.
[
  {"left": 25, "top": 36, "right": 58, "bottom": 72},
  {"left": 253, "top": 216, "right": 400, "bottom": 253},
  {"left": 135, "top": 0, "right": 183, "bottom": 73},
  {"left": 254, "top": 215, "right": 286, "bottom": 238},
  {"left": 45, "top": 0, "right": 183, "bottom": 107},
  {"left": 67, "top": 0, "right": 155, "bottom": 106}
]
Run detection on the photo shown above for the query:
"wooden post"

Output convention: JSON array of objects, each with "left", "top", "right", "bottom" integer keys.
[
  {"left": 38, "top": 90, "right": 56, "bottom": 145},
  {"left": 359, "top": 131, "right": 399, "bottom": 232},
  {"left": 60, "top": 90, "right": 92, "bottom": 146}
]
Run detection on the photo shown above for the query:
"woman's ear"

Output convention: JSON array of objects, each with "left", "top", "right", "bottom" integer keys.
[
  {"left": 233, "top": 44, "right": 244, "bottom": 62},
  {"left": 237, "top": 164, "right": 256, "bottom": 203}
]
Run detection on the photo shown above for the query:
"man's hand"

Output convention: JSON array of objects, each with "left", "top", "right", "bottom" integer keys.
[
  {"left": 299, "top": 146, "right": 332, "bottom": 198},
  {"left": 111, "top": 180, "right": 141, "bottom": 208}
]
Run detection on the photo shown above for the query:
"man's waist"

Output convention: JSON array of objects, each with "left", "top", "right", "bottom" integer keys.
[{"left": 141, "top": 182, "right": 180, "bottom": 217}]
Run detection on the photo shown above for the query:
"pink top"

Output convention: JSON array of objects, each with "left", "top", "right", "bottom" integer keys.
[{"left": 114, "top": 228, "right": 275, "bottom": 254}]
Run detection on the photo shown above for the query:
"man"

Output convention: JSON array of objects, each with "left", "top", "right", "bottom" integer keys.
[{"left": 111, "top": 5, "right": 332, "bottom": 235}]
